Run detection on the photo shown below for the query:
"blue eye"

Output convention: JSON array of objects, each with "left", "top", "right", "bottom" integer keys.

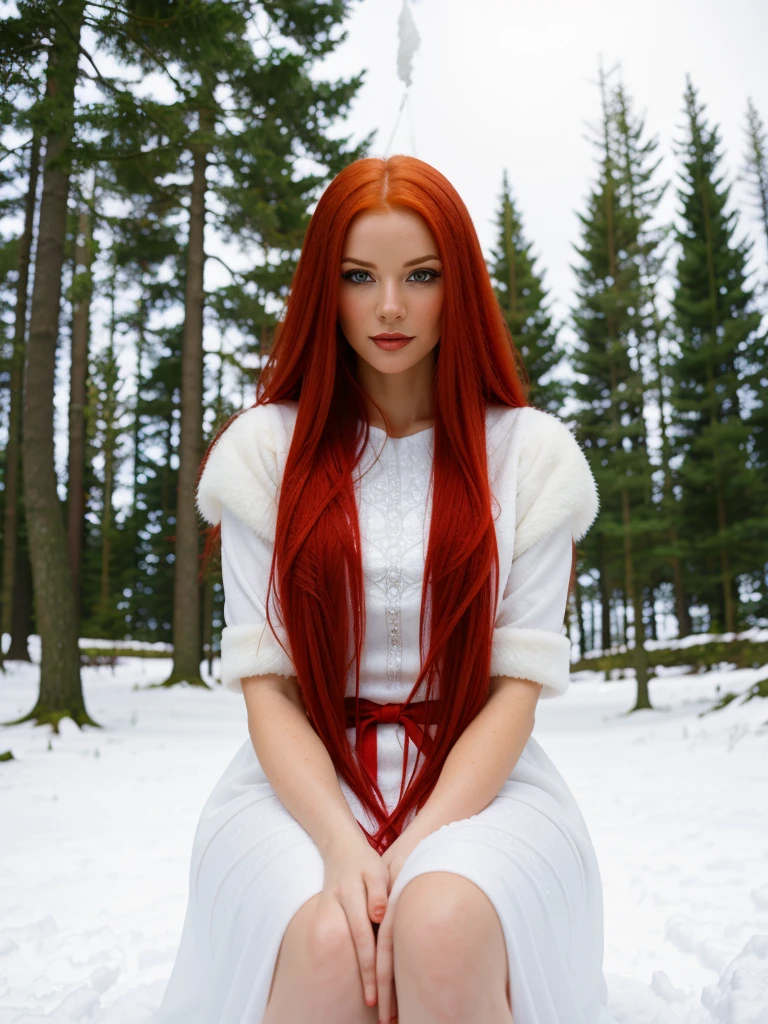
[
  {"left": 408, "top": 268, "right": 441, "bottom": 283},
  {"left": 340, "top": 268, "right": 442, "bottom": 284},
  {"left": 341, "top": 269, "right": 373, "bottom": 284}
]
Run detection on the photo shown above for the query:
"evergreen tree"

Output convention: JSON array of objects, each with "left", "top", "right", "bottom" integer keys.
[
  {"left": 612, "top": 76, "right": 693, "bottom": 638},
  {"left": 668, "top": 78, "right": 767, "bottom": 634},
  {"left": 92, "top": 163, "right": 183, "bottom": 640},
  {"left": 129, "top": 319, "right": 182, "bottom": 643},
  {"left": 740, "top": 100, "right": 768, "bottom": 619},
  {"left": 0, "top": 134, "right": 38, "bottom": 664},
  {"left": 488, "top": 171, "right": 566, "bottom": 414},
  {"left": 66, "top": 203, "right": 95, "bottom": 608},
  {"left": 0, "top": 1, "right": 369, "bottom": 708},
  {"left": 7, "top": 0, "right": 98, "bottom": 730},
  {"left": 82, "top": 317, "right": 130, "bottom": 637},
  {"left": 741, "top": 97, "right": 768, "bottom": 274},
  {"left": 104, "top": 0, "right": 370, "bottom": 687},
  {"left": 570, "top": 65, "right": 656, "bottom": 710}
]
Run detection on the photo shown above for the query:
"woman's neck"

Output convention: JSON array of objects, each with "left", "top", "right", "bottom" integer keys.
[{"left": 355, "top": 349, "right": 436, "bottom": 437}]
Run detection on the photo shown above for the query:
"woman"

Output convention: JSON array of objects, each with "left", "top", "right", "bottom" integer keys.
[{"left": 154, "top": 155, "right": 617, "bottom": 1024}]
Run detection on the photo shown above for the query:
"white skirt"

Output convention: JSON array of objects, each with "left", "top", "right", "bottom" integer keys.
[{"left": 154, "top": 724, "right": 617, "bottom": 1024}]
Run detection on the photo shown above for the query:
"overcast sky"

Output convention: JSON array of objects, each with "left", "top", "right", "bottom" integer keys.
[{"left": 313, "top": 0, "right": 768, "bottom": 333}]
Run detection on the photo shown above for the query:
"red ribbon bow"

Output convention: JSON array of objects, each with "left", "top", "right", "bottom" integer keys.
[{"left": 343, "top": 697, "right": 442, "bottom": 790}]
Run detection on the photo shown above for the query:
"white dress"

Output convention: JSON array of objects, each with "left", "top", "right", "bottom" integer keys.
[{"left": 154, "top": 400, "right": 618, "bottom": 1024}]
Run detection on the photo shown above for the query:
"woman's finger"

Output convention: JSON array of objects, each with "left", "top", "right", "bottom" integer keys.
[
  {"left": 365, "top": 867, "right": 389, "bottom": 924},
  {"left": 340, "top": 884, "right": 379, "bottom": 1008},
  {"left": 376, "top": 899, "right": 396, "bottom": 1023}
]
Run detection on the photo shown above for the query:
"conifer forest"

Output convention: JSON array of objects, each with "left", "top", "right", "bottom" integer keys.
[{"left": 1, "top": 0, "right": 767, "bottom": 730}]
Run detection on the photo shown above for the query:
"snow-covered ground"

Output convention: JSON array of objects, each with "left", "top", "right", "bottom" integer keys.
[{"left": 1, "top": 651, "right": 767, "bottom": 1023}]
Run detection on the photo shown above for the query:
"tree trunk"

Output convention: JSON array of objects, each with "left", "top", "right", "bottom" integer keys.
[
  {"left": 1, "top": 134, "right": 39, "bottom": 658},
  {"left": 201, "top": 575, "right": 214, "bottom": 677},
  {"left": 574, "top": 574, "right": 587, "bottom": 654},
  {"left": 98, "top": 280, "right": 119, "bottom": 618},
  {"left": 716, "top": 489, "right": 736, "bottom": 633},
  {"left": 161, "top": 415, "right": 172, "bottom": 518},
  {"left": 15, "top": 0, "right": 97, "bottom": 731},
  {"left": 100, "top": 436, "right": 114, "bottom": 611},
  {"left": 132, "top": 283, "right": 147, "bottom": 532},
  {"left": 591, "top": 594, "right": 597, "bottom": 656},
  {"left": 8, "top": 545, "right": 33, "bottom": 662},
  {"left": 670, "top": 524, "right": 692, "bottom": 637},
  {"left": 67, "top": 207, "right": 93, "bottom": 609},
  {"left": 599, "top": 539, "right": 611, "bottom": 652},
  {"left": 650, "top": 325, "right": 692, "bottom": 637},
  {"left": 623, "top": 490, "right": 650, "bottom": 709},
  {"left": 647, "top": 587, "right": 658, "bottom": 642},
  {"left": 165, "top": 101, "right": 214, "bottom": 687}
]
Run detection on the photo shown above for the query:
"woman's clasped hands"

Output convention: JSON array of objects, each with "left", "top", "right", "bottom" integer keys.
[{"left": 321, "top": 826, "right": 423, "bottom": 1024}]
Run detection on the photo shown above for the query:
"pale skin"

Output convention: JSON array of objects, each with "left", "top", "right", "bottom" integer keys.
[{"left": 249, "top": 205, "right": 543, "bottom": 1024}]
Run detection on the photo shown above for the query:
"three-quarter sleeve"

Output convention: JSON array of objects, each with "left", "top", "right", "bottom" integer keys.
[
  {"left": 219, "top": 505, "right": 296, "bottom": 692},
  {"left": 489, "top": 518, "right": 574, "bottom": 699}
]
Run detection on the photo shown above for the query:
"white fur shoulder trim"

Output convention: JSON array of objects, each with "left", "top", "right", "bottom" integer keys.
[
  {"left": 196, "top": 403, "right": 288, "bottom": 541},
  {"left": 512, "top": 406, "right": 599, "bottom": 556}
]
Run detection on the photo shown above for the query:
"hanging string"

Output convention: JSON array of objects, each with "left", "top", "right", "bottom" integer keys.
[
  {"left": 384, "top": 90, "right": 410, "bottom": 157},
  {"left": 407, "top": 89, "right": 417, "bottom": 157}
]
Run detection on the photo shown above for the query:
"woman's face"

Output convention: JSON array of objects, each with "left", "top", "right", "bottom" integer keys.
[{"left": 337, "top": 205, "right": 444, "bottom": 376}]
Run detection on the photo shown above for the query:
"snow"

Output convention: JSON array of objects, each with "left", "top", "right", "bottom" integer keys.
[
  {"left": 1, "top": 653, "right": 767, "bottom": 1023},
  {"left": 582, "top": 626, "right": 768, "bottom": 658}
]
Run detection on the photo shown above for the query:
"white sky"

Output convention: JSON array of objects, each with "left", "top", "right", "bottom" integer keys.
[{"left": 314, "top": 0, "right": 768, "bottom": 331}]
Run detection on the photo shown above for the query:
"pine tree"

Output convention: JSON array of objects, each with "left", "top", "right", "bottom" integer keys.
[
  {"left": 66, "top": 203, "right": 95, "bottom": 609},
  {"left": 1, "top": 2, "right": 369, "bottom": 705},
  {"left": 0, "top": 134, "right": 39, "bottom": 663},
  {"left": 104, "top": 1, "right": 370, "bottom": 687},
  {"left": 128, "top": 320, "right": 182, "bottom": 643},
  {"left": 488, "top": 172, "right": 566, "bottom": 413},
  {"left": 612, "top": 77, "right": 693, "bottom": 638},
  {"left": 570, "top": 65, "right": 656, "bottom": 710},
  {"left": 741, "top": 98, "right": 768, "bottom": 273},
  {"left": 740, "top": 100, "right": 768, "bottom": 613},
  {"left": 82, "top": 310, "right": 130, "bottom": 637},
  {"left": 8, "top": 0, "right": 99, "bottom": 730},
  {"left": 668, "top": 78, "right": 768, "bottom": 633}
]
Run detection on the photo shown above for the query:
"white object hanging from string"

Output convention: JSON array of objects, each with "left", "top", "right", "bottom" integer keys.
[{"left": 384, "top": 0, "right": 421, "bottom": 157}]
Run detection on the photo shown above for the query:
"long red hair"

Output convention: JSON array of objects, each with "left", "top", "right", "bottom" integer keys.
[{"left": 200, "top": 155, "right": 530, "bottom": 852}]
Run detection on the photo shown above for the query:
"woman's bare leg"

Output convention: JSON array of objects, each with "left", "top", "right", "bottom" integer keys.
[
  {"left": 262, "top": 893, "right": 379, "bottom": 1024},
  {"left": 391, "top": 871, "right": 513, "bottom": 1024}
]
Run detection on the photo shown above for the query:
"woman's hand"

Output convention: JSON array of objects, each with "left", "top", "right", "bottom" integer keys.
[
  {"left": 375, "top": 826, "right": 428, "bottom": 1023},
  {"left": 320, "top": 830, "right": 391, "bottom": 1010},
  {"left": 380, "top": 826, "right": 423, "bottom": 889}
]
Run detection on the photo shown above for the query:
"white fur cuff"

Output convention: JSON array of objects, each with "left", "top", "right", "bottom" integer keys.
[
  {"left": 220, "top": 622, "right": 296, "bottom": 693},
  {"left": 490, "top": 625, "right": 572, "bottom": 700}
]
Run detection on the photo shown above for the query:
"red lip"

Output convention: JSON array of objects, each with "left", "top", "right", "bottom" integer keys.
[{"left": 370, "top": 333, "right": 414, "bottom": 340}]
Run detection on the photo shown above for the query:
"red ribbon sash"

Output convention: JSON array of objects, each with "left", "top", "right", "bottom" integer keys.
[{"left": 343, "top": 696, "right": 442, "bottom": 787}]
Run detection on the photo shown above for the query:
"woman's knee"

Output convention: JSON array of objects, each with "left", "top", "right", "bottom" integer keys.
[
  {"left": 393, "top": 871, "right": 509, "bottom": 993},
  {"left": 303, "top": 897, "right": 361, "bottom": 986},
  {"left": 393, "top": 872, "right": 499, "bottom": 963},
  {"left": 392, "top": 872, "right": 511, "bottom": 1017}
]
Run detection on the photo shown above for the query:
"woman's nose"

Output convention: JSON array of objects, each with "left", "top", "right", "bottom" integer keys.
[{"left": 377, "top": 281, "right": 406, "bottom": 321}]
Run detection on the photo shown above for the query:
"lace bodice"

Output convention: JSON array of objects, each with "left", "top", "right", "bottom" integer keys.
[{"left": 355, "top": 426, "right": 434, "bottom": 698}]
